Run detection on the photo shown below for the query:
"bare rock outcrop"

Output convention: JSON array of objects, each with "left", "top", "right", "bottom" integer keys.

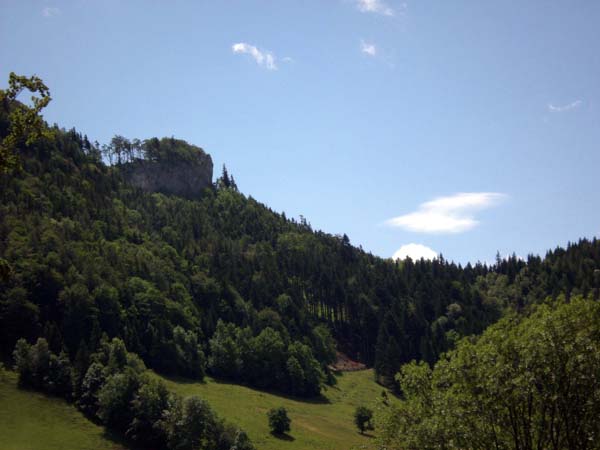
[{"left": 122, "top": 137, "right": 213, "bottom": 199}]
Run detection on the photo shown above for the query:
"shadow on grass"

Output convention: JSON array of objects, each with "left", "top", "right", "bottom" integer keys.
[
  {"left": 157, "top": 372, "right": 208, "bottom": 385},
  {"left": 155, "top": 370, "right": 331, "bottom": 404},
  {"left": 207, "top": 377, "right": 332, "bottom": 405},
  {"left": 101, "top": 428, "right": 130, "bottom": 449},
  {"left": 271, "top": 431, "right": 295, "bottom": 441},
  {"left": 359, "top": 432, "right": 376, "bottom": 438}
]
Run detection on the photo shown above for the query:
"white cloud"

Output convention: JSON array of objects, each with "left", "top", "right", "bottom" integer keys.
[
  {"left": 386, "top": 192, "right": 506, "bottom": 234},
  {"left": 355, "top": 0, "right": 398, "bottom": 16},
  {"left": 281, "top": 56, "right": 295, "bottom": 64},
  {"left": 393, "top": 243, "right": 438, "bottom": 261},
  {"left": 548, "top": 100, "right": 582, "bottom": 112},
  {"left": 360, "top": 40, "right": 377, "bottom": 56},
  {"left": 42, "top": 7, "right": 60, "bottom": 17},
  {"left": 232, "top": 43, "right": 277, "bottom": 70}
]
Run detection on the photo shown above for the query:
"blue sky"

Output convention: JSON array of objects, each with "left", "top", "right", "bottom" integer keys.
[{"left": 2, "top": 0, "right": 599, "bottom": 264}]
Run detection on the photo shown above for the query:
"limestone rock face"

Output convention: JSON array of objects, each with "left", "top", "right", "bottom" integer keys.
[{"left": 122, "top": 138, "right": 213, "bottom": 199}]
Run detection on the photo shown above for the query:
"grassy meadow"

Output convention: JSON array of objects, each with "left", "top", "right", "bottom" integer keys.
[
  {"left": 0, "top": 371, "right": 126, "bottom": 450},
  {"left": 1, "top": 366, "right": 390, "bottom": 450},
  {"left": 156, "top": 369, "right": 390, "bottom": 450}
]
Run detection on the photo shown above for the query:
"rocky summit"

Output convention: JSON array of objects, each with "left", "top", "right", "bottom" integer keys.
[{"left": 122, "top": 137, "right": 213, "bottom": 199}]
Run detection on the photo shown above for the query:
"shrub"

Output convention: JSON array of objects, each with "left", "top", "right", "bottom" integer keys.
[
  {"left": 354, "top": 406, "right": 373, "bottom": 434},
  {"left": 267, "top": 407, "right": 291, "bottom": 435}
]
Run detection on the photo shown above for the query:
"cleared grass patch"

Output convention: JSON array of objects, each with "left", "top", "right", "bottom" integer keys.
[
  {"left": 156, "top": 369, "right": 390, "bottom": 450},
  {"left": 0, "top": 371, "right": 127, "bottom": 450}
]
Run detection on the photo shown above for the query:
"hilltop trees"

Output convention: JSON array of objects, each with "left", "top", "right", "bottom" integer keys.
[{"left": 217, "top": 164, "right": 237, "bottom": 190}]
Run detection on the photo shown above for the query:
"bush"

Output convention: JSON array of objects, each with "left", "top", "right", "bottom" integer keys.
[
  {"left": 267, "top": 407, "right": 291, "bottom": 435},
  {"left": 353, "top": 406, "right": 373, "bottom": 434}
]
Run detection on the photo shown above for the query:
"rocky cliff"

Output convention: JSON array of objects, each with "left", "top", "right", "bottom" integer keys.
[{"left": 122, "top": 137, "right": 213, "bottom": 199}]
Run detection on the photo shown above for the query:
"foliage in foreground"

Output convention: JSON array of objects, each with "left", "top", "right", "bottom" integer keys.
[
  {"left": 13, "top": 336, "right": 254, "bottom": 450},
  {"left": 376, "top": 296, "right": 600, "bottom": 450},
  {"left": 0, "top": 72, "right": 52, "bottom": 173}
]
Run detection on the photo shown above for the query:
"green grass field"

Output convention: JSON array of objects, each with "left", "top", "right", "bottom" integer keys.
[
  {"left": 0, "top": 367, "right": 389, "bottom": 450},
  {"left": 156, "top": 369, "right": 390, "bottom": 450},
  {"left": 0, "top": 371, "right": 127, "bottom": 450}
]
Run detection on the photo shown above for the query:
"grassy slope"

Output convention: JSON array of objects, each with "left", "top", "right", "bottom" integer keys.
[
  {"left": 157, "top": 369, "right": 390, "bottom": 450},
  {"left": 0, "top": 371, "right": 127, "bottom": 450},
  {"left": 0, "top": 367, "right": 389, "bottom": 450}
]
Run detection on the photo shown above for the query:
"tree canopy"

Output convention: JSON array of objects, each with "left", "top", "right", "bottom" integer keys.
[
  {"left": 0, "top": 72, "right": 52, "bottom": 173},
  {"left": 376, "top": 296, "right": 600, "bottom": 450}
]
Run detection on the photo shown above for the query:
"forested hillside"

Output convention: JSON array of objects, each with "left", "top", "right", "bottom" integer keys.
[
  {"left": 2, "top": 71, "right": 600, "bottom": 450},
  {"left": 2, "top": 75, "right": 600, "bottom": 397}
]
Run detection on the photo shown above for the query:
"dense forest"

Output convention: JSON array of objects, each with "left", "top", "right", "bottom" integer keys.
[
  {"left": 2, "top": 74, "right": 600, "bottom": 395},
  {"left": 2, "top": 73, "right": 600, "bottom": 450}
]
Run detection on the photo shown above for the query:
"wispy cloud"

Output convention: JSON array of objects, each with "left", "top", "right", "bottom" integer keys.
[
  {"left": 42, "top": 6, "right": 60, "bottom": 17},
  {"left": 355, "top": 0, "right": 396, "bottom": 16},
  {"left": 232, "top": 43, "right": 277, "bottom": 70},
  {"left": 360, "top": 40, "right": 377, "bottom": 56},
  {"left": 393, "top": 243, "right": 438, "bottom": 261},
  {"left": 548, "top": 100, "right": 582, "bottom": 113},
  {"left": 386, "top": 192, "right": 506, "bottom": 234}
]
